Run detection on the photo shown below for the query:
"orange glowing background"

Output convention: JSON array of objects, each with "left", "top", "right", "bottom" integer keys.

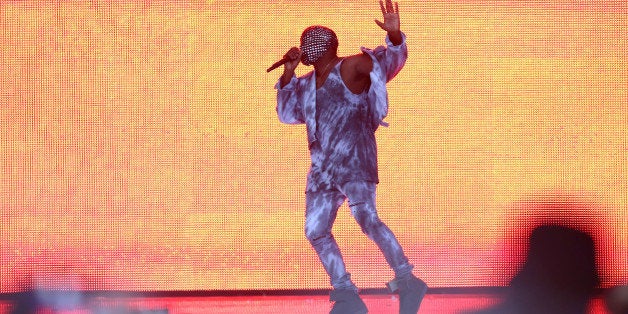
[{"left": 0, "top": 1, "right": 626, "bottom": 293}]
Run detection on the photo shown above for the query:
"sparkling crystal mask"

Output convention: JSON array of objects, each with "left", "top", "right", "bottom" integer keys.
[{"left": 300, "top": 26, "right": 338, "bottom": 66}]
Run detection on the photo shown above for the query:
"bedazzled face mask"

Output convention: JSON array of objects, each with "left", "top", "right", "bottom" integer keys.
[{"left": 300, "top": 26, "right": 338, "bottom": 66}]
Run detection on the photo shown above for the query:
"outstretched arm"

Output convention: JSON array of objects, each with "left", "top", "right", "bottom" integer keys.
[
  {"left": 355, "top": 0, "right": 406, "bottom": 78},
  {"left": 374, "top": 0, "right": 402, "bottom": 45}
]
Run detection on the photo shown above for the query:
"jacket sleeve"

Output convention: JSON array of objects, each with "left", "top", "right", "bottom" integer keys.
[
  {"left": 275, "top": 75, "right": 305, "bottom": 124},
  {"left": 370, "top": 32, "right": 408, "bottom": 82},
  {"left": 362, "top": 32, "right": 408, "bottom": 129}
]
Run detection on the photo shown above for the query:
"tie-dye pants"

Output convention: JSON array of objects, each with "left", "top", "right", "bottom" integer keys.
[{"left": 305, "top": 181, "right": 414, "bottom": 290}]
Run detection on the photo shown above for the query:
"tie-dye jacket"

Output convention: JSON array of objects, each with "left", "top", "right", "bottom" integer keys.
[{"left": 275, "top": 32, "right": 408, "bottom": 148}]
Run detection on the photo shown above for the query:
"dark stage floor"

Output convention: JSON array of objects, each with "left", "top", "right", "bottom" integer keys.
[{"left": 0, "top": 291, "right": 611, "bottom": 314}]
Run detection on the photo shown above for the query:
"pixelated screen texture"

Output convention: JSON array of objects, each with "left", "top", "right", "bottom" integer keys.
[{"left": 0, "top": 1, "right": 626, "bottom": 292}]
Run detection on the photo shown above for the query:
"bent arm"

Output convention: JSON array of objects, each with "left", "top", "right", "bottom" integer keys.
[
  {"left": 359, "top": 32, "right": 408, "bottom": 129},
  {"left": 275, "top": 75, "right": 305, "bottom": 124},
  {"left": 378, "top": 31, "right": 408, "bottom": 82}
]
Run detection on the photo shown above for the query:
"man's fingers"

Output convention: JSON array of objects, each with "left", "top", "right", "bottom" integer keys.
[
  {"left": 386, "top": 0, "right": 394, "bottom": 13},
  {"left": 377, "top": 0, "right": 400, "bottom": 31},
  {"left": 380, "top": 0, "right": 399, "bottom": 15},
  {"left": 285, "top": 47, "right": 301, "bottom": 60},
  {"left": 289, "top": 47, "right": 299, "bottom": 55}
]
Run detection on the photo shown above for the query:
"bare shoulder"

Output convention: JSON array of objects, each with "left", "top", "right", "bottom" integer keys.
[
  {"left": 343, "top": 52, "right": 373, "bottom": 76},
  {"left": 339, "top": 53, "right": 373, "bottom": 94}
]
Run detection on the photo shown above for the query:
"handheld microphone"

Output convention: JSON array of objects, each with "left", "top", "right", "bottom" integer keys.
[
  {"left": 266, "top": 56, "right": 292, "bottom": 72},
  {"left": 266, "top": 57, "right": 291, "bottom": 72}
]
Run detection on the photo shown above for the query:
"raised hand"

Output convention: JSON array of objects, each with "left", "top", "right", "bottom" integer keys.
[{"left": 374, "top": 0, "right": 400, "bottom": 33}]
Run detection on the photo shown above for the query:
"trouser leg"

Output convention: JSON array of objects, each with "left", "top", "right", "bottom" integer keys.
[
  {"left": 305, "top": 189, "right": 357, "bottom": 290},
  {"left": 340, "top": 181, "right": 414, "bottom": 279}
]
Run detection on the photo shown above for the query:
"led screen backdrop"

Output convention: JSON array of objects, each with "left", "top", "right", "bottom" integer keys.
[{"left": 1, "top": 1, "right": 626, "bottom": 293}]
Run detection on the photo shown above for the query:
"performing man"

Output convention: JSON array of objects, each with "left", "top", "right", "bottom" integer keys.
[{"left": 273, "top": 1, "right": 427, "bottom": 313}]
